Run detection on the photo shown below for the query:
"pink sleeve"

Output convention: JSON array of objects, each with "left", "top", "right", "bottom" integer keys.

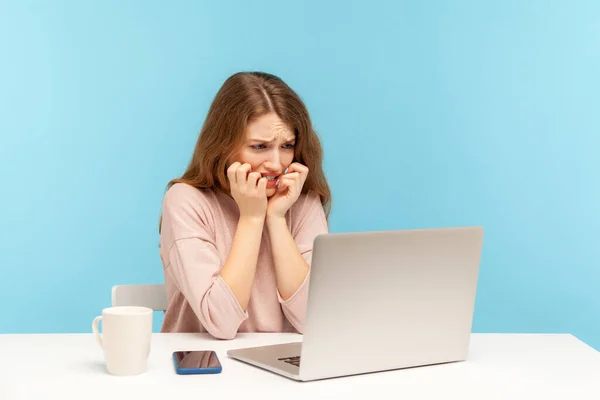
[
  {"left": 161, "top": 185, "right": 247, "bottom": 340},
  {"left": 278, "top": 191, "right": 329, "bottom": 333}
]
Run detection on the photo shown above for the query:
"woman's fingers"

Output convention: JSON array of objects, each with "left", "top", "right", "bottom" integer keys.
[
  {"left": 227, "top": 162, "right": 241, "bottom": 184},
  {"left": 247, "top": 171, "right": 261, "bottom": 188},
  {"left": 257, "top": 176, "right": 267, "bottom": 195},
  {"left": 236, "top": 163, "right": 251, "bottom": 185}
]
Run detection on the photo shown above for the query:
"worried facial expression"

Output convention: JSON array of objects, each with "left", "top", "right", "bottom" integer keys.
[{"left": 230, "top": 112, "right": 296, "bottom": 197}]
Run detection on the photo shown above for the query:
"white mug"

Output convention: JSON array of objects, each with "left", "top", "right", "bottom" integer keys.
[{"left": 92, "top": 306, "right": 153, "bottom": 376}]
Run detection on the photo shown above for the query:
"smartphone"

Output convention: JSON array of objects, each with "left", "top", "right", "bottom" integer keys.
[{"left": 172, "top": 350, "right": 222, "bottom": 374}]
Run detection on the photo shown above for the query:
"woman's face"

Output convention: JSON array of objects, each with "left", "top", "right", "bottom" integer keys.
[{"left": 229, "top": 112, "right": 296, "bottom": 198}]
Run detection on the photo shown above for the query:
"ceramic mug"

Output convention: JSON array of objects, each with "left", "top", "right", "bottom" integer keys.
[{"left": 92, "top": 306, "right": 153, "bottom": 376}]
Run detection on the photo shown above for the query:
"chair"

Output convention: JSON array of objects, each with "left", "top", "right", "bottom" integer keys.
[{"left": 111, "top": 284, "right": 168, "bottom": 311}]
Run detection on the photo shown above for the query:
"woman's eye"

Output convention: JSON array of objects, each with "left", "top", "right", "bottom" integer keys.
[{"left": 251, "top": 143, "right": 295, "bottom": 150}]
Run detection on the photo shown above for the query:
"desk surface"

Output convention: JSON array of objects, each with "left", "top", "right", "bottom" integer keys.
[{"left": 0, "top": 333, "right": 599, "bottom": 399}]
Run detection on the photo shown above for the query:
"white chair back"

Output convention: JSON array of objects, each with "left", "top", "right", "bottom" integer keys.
[{"left": 111, "top": 284, "right": 168, "bottom": 311}]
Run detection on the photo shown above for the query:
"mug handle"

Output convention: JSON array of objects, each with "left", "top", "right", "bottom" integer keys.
[{"left": 92, "top": 316, "right": 103, "bottom": 348}]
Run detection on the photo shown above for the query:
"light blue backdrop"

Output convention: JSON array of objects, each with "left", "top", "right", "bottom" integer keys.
[{"left": 1, "top": 1, "right": 598, "bottom": 350}]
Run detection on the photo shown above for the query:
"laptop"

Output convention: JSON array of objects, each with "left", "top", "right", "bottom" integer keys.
[{"left": 227, "top": 226, "right": 484, "bottom": 381}]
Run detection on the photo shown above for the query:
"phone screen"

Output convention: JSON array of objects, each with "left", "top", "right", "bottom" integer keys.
[{"left": 173, "top": 351, "right": 221, "bottom": 370}]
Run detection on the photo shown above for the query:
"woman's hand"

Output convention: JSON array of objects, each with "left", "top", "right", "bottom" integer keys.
[
  {"left": 227, "top": 162, "right": 268, "bottom": 219},
  {"left": 266, "top": 162, "right": 309, "bottom": 219}
]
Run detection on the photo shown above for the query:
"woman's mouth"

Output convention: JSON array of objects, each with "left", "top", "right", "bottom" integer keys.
[{"left": 262, "top": 174, "right": 280, "bottom": 188}]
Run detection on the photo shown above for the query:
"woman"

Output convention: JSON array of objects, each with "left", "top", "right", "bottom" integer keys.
[{"left": 159, "top": 71, "right": 332, "bottom": 340}]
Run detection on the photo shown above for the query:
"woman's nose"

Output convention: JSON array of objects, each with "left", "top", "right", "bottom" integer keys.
[{"left": 265, "top": 150, "right": 282, "bottom": 170}]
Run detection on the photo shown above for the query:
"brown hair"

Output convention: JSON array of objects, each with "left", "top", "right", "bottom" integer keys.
[{"left": 160, "top": 71, "right": 332, "bottom": 230}]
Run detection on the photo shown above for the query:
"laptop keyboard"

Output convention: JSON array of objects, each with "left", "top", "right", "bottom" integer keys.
[{"left": 278, "top": 356, "right": 300, "bottom": 367}]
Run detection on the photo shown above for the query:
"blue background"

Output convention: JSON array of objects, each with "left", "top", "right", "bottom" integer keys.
[{"left": 1, "top": 1, "right": 598, "bottom": 350}]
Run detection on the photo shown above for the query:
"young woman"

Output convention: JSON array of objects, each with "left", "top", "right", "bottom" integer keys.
[{"left": 159, "top": 71, "right": 332, "bottom": 339}]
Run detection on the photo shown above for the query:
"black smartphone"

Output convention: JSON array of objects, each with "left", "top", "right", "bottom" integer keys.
[{"left": 172, "top": 350, "right": 222, "bottom": 374}]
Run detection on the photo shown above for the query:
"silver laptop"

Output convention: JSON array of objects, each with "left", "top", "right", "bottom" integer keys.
[{"left": 227, "top": 226, "right": 484, "bottom": 381}]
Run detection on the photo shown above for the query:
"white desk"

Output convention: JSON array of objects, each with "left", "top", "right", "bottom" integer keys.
[{"left": 0, "top": 333, "right": 598, "bottom": 399}]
